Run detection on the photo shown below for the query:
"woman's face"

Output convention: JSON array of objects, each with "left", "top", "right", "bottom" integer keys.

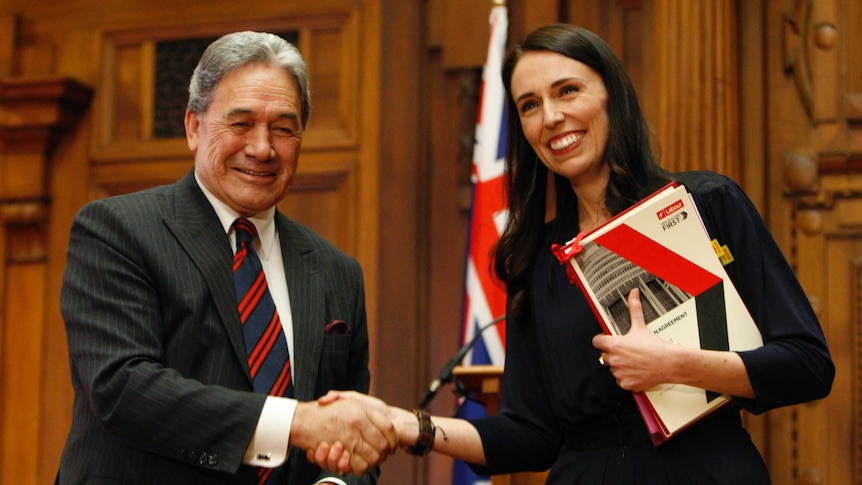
[{"left": 510, "top": 50, "right": 610, "bottom": 188}]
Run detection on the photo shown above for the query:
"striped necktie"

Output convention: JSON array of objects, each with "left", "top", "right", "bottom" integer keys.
[{"left": 232, "top": 218, "right": 293, "bottom": 484}]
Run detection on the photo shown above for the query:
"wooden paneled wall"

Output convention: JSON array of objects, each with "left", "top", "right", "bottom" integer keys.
[{"left": 0, "top": 0, "right": 858, "bottom": 484}]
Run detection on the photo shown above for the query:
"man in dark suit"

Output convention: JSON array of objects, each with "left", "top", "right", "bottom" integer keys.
[{"left": 58, "top": 31, "right": 395, "bottom": 485}]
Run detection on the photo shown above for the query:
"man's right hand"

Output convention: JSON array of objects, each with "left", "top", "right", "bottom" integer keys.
[{"left": 292, "top": 392, "right": 398, "bottom": 475}]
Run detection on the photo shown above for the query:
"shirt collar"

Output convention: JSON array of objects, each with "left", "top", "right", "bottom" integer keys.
[{"left": 194, "top": 172, "right": 277, "bottom": 259}]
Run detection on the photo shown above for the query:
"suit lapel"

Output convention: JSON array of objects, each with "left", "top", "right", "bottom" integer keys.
[
  {"left": 276, "top": 214, "right": 324, "bottom": 401},
  {"left": 163, "top": 172, "right": 252, "bottom": 382},
  {"left": 159, "top": 173, "right": 325, "bottom": 397}
]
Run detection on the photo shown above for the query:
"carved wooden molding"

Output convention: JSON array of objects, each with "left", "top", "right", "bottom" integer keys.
[
  {"left": 782, "top": 0, "right": 840, "bottom": 124},
  {"left": 818, "top": 153, "right": 862, "bottom": 175},
  {"left": 0, "top": 76, "right": 92, "bottom": 262},
  {"left": 0, "top": 77, "right": 92, "bottom": 131},
  {"left": 784, "top": 152, "right": 820, "bottom": 194},
  {"left": 792, "top": 187, "right": 862, "bottom": 213},
  {"left": 0, "top": 202, "right": 48, "bottom": 263},
  {"left": 0, "top": 76, "right": 92, "bottom": 190},
  {"left": 784, "top": 151, "right": 862, "bottom": 206},
  {"left": 783, "top": 0, "right": 814, "bottom": 119}
]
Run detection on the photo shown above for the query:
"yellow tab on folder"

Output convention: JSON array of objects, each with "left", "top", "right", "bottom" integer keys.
[{"left": 712, "top": 239, "right": 734, "bottom": 265}]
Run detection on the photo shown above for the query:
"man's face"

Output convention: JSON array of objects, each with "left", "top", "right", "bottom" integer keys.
[{"left": 185, "top": 61, "right": 304, "bottom": 216}]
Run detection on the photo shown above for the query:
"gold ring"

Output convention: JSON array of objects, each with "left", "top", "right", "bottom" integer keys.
[{"left": 598, "top": 352, "right": 606, "bottom": 366}]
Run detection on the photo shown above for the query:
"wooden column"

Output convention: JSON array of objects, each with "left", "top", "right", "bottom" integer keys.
[
  {"left": 0, "top": 76, "right": 91, "bottom": 485},
  {"left": 653, "top": 0, "right": 740, "bottom": 179}
]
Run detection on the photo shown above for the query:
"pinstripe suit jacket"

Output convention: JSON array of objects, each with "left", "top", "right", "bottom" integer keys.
[{"left": 58, "top": 170, "right": 376, "bottom": 485}]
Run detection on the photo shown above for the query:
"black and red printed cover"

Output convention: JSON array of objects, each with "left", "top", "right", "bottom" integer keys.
[{"left": 552, "top": 183, "right": 762, "bottom": 445}]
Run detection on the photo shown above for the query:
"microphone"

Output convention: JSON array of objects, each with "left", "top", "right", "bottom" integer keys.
[{"left": 418, "top": 315, "right": 506, "bottom": 409}]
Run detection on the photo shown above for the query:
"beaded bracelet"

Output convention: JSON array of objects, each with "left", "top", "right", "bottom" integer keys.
[{"left": 406, "top": 409, "right": 436, "bottom": 456}]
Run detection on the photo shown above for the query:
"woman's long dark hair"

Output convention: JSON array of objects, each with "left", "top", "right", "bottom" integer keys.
[{"left": 493, "top": 24, "right": 671, "bottom": 319}]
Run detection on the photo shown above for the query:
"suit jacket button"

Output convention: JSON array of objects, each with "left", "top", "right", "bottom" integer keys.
[{"left": 208, "top": 454, "right": 219, "bottom": 466}]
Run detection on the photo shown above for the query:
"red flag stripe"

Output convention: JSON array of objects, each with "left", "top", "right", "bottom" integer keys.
[{"left": 460, "top": 4, "right": 508, "bottom": 363}]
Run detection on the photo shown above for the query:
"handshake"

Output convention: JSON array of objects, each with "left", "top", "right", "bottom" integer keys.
[{"left": 292, "top": 391, "right": 427, "bottom": 476}]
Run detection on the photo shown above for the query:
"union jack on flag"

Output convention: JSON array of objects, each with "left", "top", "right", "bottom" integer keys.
[{"left": 453, "top": 4, "right": 508, "bottom": 485}]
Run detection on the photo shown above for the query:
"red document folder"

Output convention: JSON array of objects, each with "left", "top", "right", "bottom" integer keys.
[{"left": 552, "top": 183, "right": 762, "bottom": 445}]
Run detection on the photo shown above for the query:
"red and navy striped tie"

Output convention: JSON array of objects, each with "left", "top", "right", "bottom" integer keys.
[{"left": 232, "top": 218, "right": 293, "bottom": 484}]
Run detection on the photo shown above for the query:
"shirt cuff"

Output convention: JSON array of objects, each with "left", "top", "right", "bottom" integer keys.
[
  {"left": 314, "top": 479, "right": 348, "bottom": 485},
  {"left": 243, "top": 396, "right": 297, "bottom": 467}
]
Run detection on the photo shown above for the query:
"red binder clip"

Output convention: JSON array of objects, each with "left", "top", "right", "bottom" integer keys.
[{"left": 550, "top": 231, "right": 586, "bottom": 284}]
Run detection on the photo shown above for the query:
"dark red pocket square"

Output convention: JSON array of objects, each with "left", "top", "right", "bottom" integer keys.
[{"left": 324, "top": 319, "right": 350, "bottom": 335}]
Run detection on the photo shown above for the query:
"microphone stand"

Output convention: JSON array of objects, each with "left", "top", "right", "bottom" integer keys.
[{"left": 418, "top": 315, "right": 505, "bottom": 409}]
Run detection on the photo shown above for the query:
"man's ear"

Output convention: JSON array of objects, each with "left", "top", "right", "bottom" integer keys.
[{"left": 184, "top": 109, "right": 200, "bottom": 151}]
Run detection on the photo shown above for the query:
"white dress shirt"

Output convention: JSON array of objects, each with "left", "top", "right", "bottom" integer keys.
[{"left": 196, "top": 174, "right": 347, "bottom": 485}]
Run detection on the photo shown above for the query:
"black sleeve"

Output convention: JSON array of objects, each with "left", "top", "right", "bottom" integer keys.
[
  {"left": 469, "top": 296, "right": 563, "bottom": 474},
  {"left": 683, "top": 172, "right": 834, "bottom": 413}
]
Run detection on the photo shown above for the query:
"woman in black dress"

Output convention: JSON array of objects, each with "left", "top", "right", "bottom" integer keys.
[{"left": 318, "top": 24, "right": 834, "bottom": 484}]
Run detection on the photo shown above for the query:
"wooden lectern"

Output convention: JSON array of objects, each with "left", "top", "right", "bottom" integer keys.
[{"left": 452, "top": 365, "right": 549, "bottom": 485}]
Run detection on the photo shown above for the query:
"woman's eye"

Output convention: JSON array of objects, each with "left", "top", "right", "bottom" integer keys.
[
  {"left": 561, "top": 85, "right": 580, "bottom": 96},
  {"left": 519, "top": 101, "right": 538, "bottom": 113}
]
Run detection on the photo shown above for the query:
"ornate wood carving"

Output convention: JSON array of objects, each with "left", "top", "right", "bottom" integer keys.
[
  {"left": 0, "top": 76, "right": 92, "bottom": 262},
  {"left": 0, "top": 202, "right": 48, "bottom": 263},
  {"left": 786, "top": 165, "right": 862, "bottom": 485},
  {"left": 789, "top": 154, "right": 862, "bottom": 211},
  {"left": 783, "top": 0, "right": 814, "bottom": 119},
  {"left": 819, "top": 153, "right": 862, "bottom": 175},
  {"left": 775, "top": 4, "right": 859, "bottom": 482},
  {"left": 784, "top": 152, "right": 820, "bottom": 194},
  {"left": 783, "top": 0, "right": 840, "bottom": 124}
]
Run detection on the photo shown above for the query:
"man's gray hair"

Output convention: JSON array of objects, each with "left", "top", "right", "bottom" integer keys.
[{"left": 188, "top": 31, "right": 311, "bottom": 128}]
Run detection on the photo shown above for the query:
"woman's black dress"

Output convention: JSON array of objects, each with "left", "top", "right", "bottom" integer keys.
[{"left": 470, "top": 171, "right": 834, "bottom": 484}]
